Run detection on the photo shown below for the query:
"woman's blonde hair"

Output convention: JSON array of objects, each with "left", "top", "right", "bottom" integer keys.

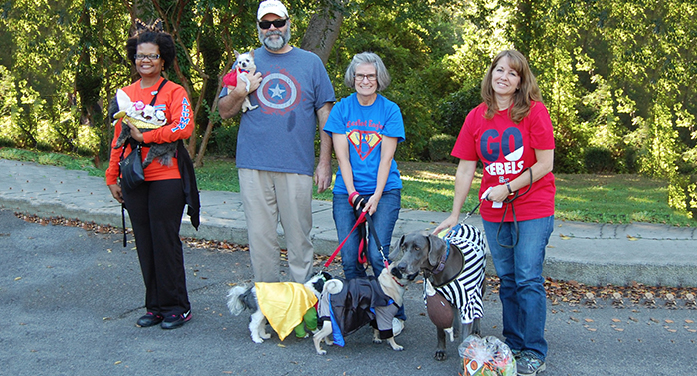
[{"left": 481, "top": 50, "right": 543, "bottom": 123}]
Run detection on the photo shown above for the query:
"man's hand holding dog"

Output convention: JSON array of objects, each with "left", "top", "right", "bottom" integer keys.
[{"left": 236, "top": 71, "right": 262, "bottom": 94}]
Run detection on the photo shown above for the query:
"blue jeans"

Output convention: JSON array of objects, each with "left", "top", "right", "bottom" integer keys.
[
  {"left": 482, "top": 215, "right": 553, "bottom": 361},
  {"left": 333, "top": 189, "right": 405, "bottom": 321},
  {"left": 333, "top": 189, "right": 401, "bottom": 279}
]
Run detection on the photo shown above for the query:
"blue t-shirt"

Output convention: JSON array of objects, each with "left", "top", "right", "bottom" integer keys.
[
  {"left": 226, "top": 47, "right": 335, "bottom": 176},
  {"left": 324, "top": 93, "right": 405, "bottom": 195}
]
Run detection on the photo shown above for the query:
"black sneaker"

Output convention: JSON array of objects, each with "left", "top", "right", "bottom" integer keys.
[
  {"left": 517, "top": 351, "right": 546, "bottom": 375},
  {"left": 160, "top": 310, "right": 191, "bottom": 329},
  {"left": 136, "top": 312, "right": 163, "bottom": 327}
]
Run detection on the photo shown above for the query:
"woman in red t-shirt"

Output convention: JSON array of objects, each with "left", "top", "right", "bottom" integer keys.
[
  {"left": 434, "top": 50, "right": 555, "bottom": 376},
  {"left": 105, "top": 23, "right": 194, "bottom": 330}
]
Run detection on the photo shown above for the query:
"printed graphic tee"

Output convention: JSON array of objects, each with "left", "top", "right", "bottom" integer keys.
[
  {"left": 452, "top": 101, "right": 555, "bottom": 222},
  {"left": 324, "top": 93, "right": 405, "bottom": 195}
]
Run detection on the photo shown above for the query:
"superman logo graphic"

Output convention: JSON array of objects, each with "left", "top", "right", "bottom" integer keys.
[
  {"left": 347, "top": 130, "right": 382, "bottom": 160},
  {"left": 256, "top": 70, "right": 301, "bottom": 115}
]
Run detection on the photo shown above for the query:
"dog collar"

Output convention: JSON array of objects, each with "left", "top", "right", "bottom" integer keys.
[
  {"left": 239, "top": 68, "right": 250, "bottom": 74},
  {"left": 432, "top": 241, "right": 450, "bottom": 275},
  {"left": 391, "top": 275, "right": 406, "bottom": 288}
]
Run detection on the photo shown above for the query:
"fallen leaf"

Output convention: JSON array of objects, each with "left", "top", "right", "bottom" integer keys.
[
  {"left": 665, "top": 319, "right": 674, "bottom": 324},
  {"left": 114, "top": 361, "right": 122, "bottom": 365},
  {"left": 587, "top": 328, "right": 597, "bottom": 332},
  {"left": 612, "top": 318, "right": 621, "bottom": 323},
  {"left": 685, "top": 320, "right": 694, "bottom": 324},
  {"left": 626, "top": 235, "right": 638, "bottom": 241},
  {"left": 585, "top": 318, "right": 594, "bottom": 322},
  {"left": 559, "top": 234, "right": 572, "bottom": 240},
  {"left": 14, "top": 277, "right": 22, "bottom": 281},
  {"left": 614, "top": 328, "right": 624, "bottom": 332}
]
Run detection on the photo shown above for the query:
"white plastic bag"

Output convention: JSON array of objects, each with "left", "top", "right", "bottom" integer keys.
[{"left": 458, "top": 335, "right": 516, "bottom": 376}]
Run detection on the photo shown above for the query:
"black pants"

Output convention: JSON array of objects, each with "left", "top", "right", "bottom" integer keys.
[{"left": 123, "top": 179, "right": 190, "bottom": 317}]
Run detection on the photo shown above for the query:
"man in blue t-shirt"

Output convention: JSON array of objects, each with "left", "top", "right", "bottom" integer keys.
[{"left": 219, "top": 0, "right": 335, "bottom": 284}]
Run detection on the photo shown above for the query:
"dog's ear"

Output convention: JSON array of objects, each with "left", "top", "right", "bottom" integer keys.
[
  {"left": 234, "top": 50, "right": 240, "bottom": 58},
  {"left": 427, "top": 233, "right": 447, "bottom": 267},
  {"left": 389, "top": 236, "right": 405, "bottom": 261},
  {"left": 397, "top": 234, "right": 406, "bottom": 249},
  {"left": 249, "top": 50, "right": 255, "bottom": 58}
]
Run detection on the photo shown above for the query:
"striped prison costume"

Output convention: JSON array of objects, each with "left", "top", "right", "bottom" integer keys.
[{"left": 426, "top": 223, "right": 487, "bottom": 324}]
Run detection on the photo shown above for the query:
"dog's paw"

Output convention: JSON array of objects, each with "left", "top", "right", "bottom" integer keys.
[
  {"left": 372, "top": 338, "right": 383, "bottom": 344},
  {"left": 387, "top": 338, "right": 403, "bottom": 351},
  {"left": 261, "top": 331, "right": 272, "bottom": 340},
  {"left": 325, "top": 338, "right": 333, "bottom": 346},
  {"left": 251, "top": 336, "right": 264, "bottom": 344},
  {"left": 316, "top": 349, "right": 327, "bottom": 355},
  {"left": 434, "top": 350, "right": 448, "bottom": 361}
]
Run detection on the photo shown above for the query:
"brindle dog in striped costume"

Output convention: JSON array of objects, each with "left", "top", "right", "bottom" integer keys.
[{"left": 394, "top": 223, "right": 487, "bottom": 361}]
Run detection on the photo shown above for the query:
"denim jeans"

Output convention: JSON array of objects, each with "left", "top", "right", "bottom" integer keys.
[
  {"left": 482, "top": 215, "right": 554, "bottom": 361},
  {"left": 333, "top": 189, "right": 401, "bottom": 279}
]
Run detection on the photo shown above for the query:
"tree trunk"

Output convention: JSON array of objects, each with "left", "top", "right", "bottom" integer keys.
[{"left": 300, "top": 1, "right": 346, "bottom": 64}]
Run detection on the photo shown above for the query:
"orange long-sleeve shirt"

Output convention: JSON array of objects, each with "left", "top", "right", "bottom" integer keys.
[{"left": 105, "top": 77, "right": 193, "bottom": 186}]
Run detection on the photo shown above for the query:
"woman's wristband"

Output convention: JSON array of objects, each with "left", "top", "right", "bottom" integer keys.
[
  {"left": 506, "top": 182, "right": 513, "bottom": 194},
  {"left": 348, "top": 191, "right": 360, "bottom": 205}
]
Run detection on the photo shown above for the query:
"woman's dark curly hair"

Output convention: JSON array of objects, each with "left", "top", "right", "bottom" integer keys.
[{"left": 126, "top": 31, "right": 176, "bottom": 70}]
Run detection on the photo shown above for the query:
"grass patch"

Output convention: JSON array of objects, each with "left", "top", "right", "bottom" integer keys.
[
  {"left": 2, "top": 147, "right": 694, "bottom": 227},
  {"left": 0, "top": 147, "right": 102, "bottom": 176}
]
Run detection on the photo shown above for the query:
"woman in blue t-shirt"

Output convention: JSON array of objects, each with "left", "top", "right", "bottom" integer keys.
[{"left": 324, "top": 52, "right": 405, "bottom": 281}]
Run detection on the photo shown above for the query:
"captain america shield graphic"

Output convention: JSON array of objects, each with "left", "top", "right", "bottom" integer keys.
[{"left": 257, "top": 72, "right": 301, "bottom": 115}]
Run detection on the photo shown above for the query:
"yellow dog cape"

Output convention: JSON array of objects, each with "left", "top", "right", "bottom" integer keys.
[{"left": 255, "top": 282, "right": 318, "bottom": 341}]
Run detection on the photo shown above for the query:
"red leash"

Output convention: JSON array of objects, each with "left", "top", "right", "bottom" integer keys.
[{"left": 324, "top": 211, "right": 367, "bottom": 268}]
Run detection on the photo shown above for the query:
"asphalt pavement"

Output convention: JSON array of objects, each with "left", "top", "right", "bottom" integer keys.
[{"left": 1, "top": 209, "right": 696, "bottom": 376}]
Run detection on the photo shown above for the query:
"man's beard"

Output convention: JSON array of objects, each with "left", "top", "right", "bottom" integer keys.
[{"left": 258, "top": 27, "right": 291, "bottom": 51}]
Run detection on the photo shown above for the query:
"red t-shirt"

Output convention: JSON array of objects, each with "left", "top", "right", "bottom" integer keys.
[
  {"left": 452, "top": 101, "right": 556, "bottom": 222},
  {"left": 105, "top": 77, "right": 193, "bottom": 185}
]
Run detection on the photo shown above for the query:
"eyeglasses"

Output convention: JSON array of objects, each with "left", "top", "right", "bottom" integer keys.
[
  {"left": 258, "top": 19, "right": 288, "bottom": 29},
  {"left": 135, "top": 54, "right": 160, "bottom": 61},
  {"left": 355, "top": 74, "right": 377, "bottom": 82}
]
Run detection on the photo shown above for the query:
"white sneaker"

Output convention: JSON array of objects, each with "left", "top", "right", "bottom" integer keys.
[{"left": 392, "top": 318, "right": 404, "bottom": 337}]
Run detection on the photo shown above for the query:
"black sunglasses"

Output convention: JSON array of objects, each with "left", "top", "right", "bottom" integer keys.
[{"left": 258, "top": 19, "right": 288, "bottom": 30}]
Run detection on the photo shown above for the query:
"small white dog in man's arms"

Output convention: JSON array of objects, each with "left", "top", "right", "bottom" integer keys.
[{"left": 222, "top": 50, "right": 258, "bottom": 113}]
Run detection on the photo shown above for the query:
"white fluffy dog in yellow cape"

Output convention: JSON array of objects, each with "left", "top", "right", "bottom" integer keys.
[{"left": 227, "top": 272, "right": 331, "bottom": 343}]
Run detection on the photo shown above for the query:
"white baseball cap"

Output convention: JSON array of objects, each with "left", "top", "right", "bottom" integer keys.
[{"left": 257, "top": 0, "right": 289, "bottom": 21}]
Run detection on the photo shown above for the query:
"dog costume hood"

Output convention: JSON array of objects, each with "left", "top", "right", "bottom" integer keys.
[{"left": 255, "top": 282, "right": 318, "bottom": 341}]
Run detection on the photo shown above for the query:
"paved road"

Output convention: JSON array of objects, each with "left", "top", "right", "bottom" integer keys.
[{"left": 2, "top": 209, "right": 696, "bottom": 376}]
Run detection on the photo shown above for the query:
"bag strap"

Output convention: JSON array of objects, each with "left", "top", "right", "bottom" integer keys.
[{"left": 149, "top": 79, "right": 168, "bottom": 106}]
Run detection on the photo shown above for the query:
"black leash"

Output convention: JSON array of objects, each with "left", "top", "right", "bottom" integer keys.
[{"left": 495, "top": 168, "right": 534, "bottom": 249}]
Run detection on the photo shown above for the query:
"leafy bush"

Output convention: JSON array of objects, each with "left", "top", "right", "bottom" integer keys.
[
  {"left": 428, "top": 133, "right": 456, "bottom": 162},
  {"left": 436, "top": 84, "right": 481, "bottom": 137},
  {"left": 668, "top": 174, "right": 697, "bottom": 219},
  {"left": 210, "top": 122, "right": 238, "bottom": 158},
  {"left": 584, "top": 146, "right": 616, "bottom": 173},
  {"left": 0, "top": 135, "right": 15, "bottom": 147}
]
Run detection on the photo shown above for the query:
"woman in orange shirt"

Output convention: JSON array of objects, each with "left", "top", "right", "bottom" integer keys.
[{"left": 105, "top": 22, "right": 195, "bottom": 330}]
